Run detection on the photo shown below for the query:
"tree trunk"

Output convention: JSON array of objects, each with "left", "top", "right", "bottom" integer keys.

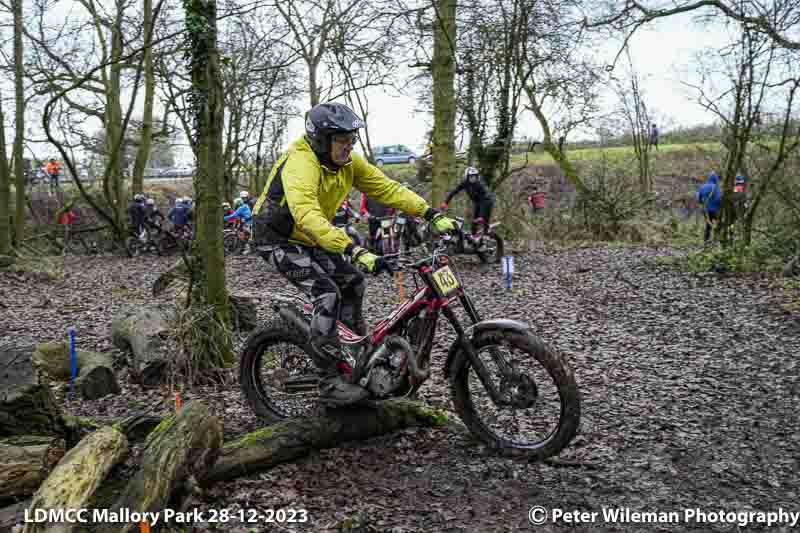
[
  {"left": 111, "top": 305, "right": 175, "bottom": 387},
  {"left": 524, "top": 83, "right": 588, "bottom": 195},
  {"left": 96, "top": 401, "right": 222, "bottom": 533},
  {"left": 186, "top": 0, "right": 232, "bottom": 371},
  {"left": 203, "top": 399, "right": 448, "bottom": 484},
  {"left": 131, "top": 0, "right": 155, "bottom": 195},
  {"left": 0, "top": 349, "right": 63, "bottom": 438},
  {"left": 430, "top": 0, "right": 457, "bottom": 206},
  {"left": 21, "top": 427, "right": 128, "bottom": 533},
  {"left": 107, "top": 11, "right": 127, "bottom": 239},
  {"left": 0, "top": 97, "right": 12, "bottom": 259},
  {"left": 13, "top": 0, "right": 25, "bottom": 247},
  {"left": 0, "top": 435, "right": 65, "bottom": 502}
]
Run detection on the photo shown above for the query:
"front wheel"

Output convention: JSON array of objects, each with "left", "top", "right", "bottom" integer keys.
[
  {"left": 450, "top": 328, "right": 580, "bottom": 458},
  {"left": 477, "top": 233, "right": 504, "bottom": 264},
  {"left": 223, "top": 231, "right": 242, "bottom": 256}
]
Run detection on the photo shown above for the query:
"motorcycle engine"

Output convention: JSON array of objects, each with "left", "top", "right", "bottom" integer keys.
[{"left": 361, "top": 335, "right": 414, "bottom": 397}]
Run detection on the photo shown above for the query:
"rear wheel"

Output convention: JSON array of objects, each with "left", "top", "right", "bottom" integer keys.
[
  {"left": 223, "top": 231, "right": 242, "bottom": 256},
  {"left": 477, "top": 234, "right": 504, "bottom": 264},
  {"left": 239, "top": 319, "right": 319, "bottom": 423},
  {"left": 450, "top": 328, "right": 580, "bottom": 458},
  {"left": 157, "top": 231, "right": 178, "bottom": 256},
  {"left": 125, "top": 236, "right": 143, "bottom": 258}
]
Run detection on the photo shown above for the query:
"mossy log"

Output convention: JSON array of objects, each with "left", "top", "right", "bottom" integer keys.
[
  {"left": 0, "top": 436, "right": 65, "bottom": 502},
  {"left": 203, "top": 399, "right": 449, "bottom": 484},
  {"left": 0, "top": 348, "right": 63, "bottom": 438},
  {"left": 32, "top": 343, "right": 119, "bottom": 400},
  {"left": 21, "top": 426, "right": 128, "bottom": 533},
  {"left": 110, "top": 306, "right": 175, "bottom": 387},
  {"left": 95, "top": 401, "right": 222, "bottom": 533}
]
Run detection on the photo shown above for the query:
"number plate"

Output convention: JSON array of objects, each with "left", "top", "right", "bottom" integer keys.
[
  {"left": 432, "top": 265, "right": 461, "bottom": 296},
  {"left": 381, "top": 219, "right": 393, "bottom": 228},
  {"left": 395, "top": 216, "right": 406, "bottom": 225}
]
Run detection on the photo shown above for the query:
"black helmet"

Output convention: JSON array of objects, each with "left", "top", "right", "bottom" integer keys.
[{"left": 305, "top": 102, "right": 364, "bottom": 160}]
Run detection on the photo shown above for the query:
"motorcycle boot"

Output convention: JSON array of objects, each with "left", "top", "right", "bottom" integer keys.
[{"left": 311, "top": 335, "right": 369, "bottom": 407}]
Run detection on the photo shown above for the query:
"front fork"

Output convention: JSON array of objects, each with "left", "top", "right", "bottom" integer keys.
[{"left": 443, "top": 295, "right": 516, "bottom": 404}]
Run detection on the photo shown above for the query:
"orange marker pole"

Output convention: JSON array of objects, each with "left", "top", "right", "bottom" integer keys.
[
  {"left": 140, "top": 521, "right": 151, "bottom": 533},
  {"left": 397, "top": 271, "right": 405, "bottom": 302},
  {"left": 175, "top": 391, "right": 182, "bottom": 412}
]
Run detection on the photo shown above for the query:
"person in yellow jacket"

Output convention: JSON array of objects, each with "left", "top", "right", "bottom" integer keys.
[{"left": 252, "top": 102, "right": 455, "bottom": 406}]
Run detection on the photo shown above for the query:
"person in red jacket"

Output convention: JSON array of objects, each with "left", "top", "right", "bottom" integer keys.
[{"left": 528, "top": 187, "right": 545, "bottom": 215}]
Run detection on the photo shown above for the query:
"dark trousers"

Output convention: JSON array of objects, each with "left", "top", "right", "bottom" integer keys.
[
  {"left": 704, "top": 211, "right": 718, "bottom": 242},
  {"left": 472, "top": 198, "right": 494, "bottom": 233},
  {"left": 263, "top": 244, "right": 366, "bottom": 352}
]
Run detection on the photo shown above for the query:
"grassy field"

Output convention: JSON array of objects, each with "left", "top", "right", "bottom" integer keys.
[{"left": 509, "top": 141, "right": 724, "bottom": 166}]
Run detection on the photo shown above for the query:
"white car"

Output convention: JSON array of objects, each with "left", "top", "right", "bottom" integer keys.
[{"left": 159, "top": 167, "right": 194, "bottom": 178}]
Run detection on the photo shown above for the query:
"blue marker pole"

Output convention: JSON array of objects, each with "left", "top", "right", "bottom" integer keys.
[
  {"left": 69, "top": 328, "right": 77, "bottom": 399},
  {"left": 503, "top": 256, "right": 513, "bottom": 290}
]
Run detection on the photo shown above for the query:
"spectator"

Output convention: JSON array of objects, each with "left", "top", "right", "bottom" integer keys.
[
  {"left": 57, "top": 202, "right": 78, "bottom": 252},
  {"left": 697, "top": 172, "right": 721, "bottom": 243},
  {"left": 128, "top": 194, "right": 148, "bottom": 238},
  {"left": 528, "top": 187, "right": 545, "bottom": 215},
  {"left": 650, "top": 123, "right": 659, "bottom": 150},
  {"left": 46, "top": 158, "right": 61, "bottom": 194}
]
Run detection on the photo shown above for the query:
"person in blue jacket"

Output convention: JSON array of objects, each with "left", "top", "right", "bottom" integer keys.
[
  {"left": 224, "top": 198, "right": 252, "bottom": 228},
  {"left": 697, "top": 172, "right": 722, "bottom": 243}
]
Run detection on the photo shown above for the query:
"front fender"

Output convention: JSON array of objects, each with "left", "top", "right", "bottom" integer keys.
[{"left": 443, "top": 319, "right": 531, "bottom": 378}]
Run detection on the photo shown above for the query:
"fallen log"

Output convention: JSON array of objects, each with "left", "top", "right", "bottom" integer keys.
[
  {"left": 111, "top": 306, "right": 175, "bottom": 387},
  {"left": 0, "top": 436, "right": 65, "bottom": 502},
  {"left": 203, "top": 399, "right": 449, "bottom": 484},
  {"left": 96, "top": 401, "right": 222, "bottom": 533},
  {"left": 32, "top": 343, "right": 119, "bottom": 400},
  {"left": 1, "top": 348, "right": 63, "bottom": 438},
  {"left": 21, "top": 426, "right": 128, "bottom": 533}
]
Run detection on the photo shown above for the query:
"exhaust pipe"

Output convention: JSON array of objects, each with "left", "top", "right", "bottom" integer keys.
[{"left": 276, "top": 305, "right": 311, "bottom": 338}]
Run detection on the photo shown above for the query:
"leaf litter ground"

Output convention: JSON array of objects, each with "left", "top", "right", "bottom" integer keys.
[{"left": 1, "top": 245, "right": 798, "bottom": 532}]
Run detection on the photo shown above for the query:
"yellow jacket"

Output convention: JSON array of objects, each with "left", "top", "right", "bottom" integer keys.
[{"left": 253, "top": 136, "right": 429, "bottom": 254}]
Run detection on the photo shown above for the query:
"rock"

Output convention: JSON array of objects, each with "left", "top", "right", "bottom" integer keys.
[
  {"left": 0, "top": 348, "right": 63, "bottom": 438},
  {"left": 111, "top": 306, "right": 176, "bottom": 387}
]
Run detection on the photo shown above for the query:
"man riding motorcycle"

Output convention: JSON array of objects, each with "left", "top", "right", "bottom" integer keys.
[
  {"left": 252, "top": 102, "right": 455, "bottom": 406},
  {"left": 441, "top": 166, "right": 496, "bottom": 237}
]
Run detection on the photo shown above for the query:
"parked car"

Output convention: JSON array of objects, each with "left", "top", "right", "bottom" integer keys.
[
  {"left": 372, "top": 145, "right": 417, "bottom": 167},
  {"left": 158, "top": 166, "right": 195, "bottom": 178}
]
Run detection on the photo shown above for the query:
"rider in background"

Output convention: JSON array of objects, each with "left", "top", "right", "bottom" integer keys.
[
  {"left": 225, "top": 197, "right": 253, "bottom": 228},
  {"left": 128, "top": 194, "right": 148, "bottom": 238},
  {"left": 360, "top": 192, "right": 394, "bottom": 253},
  {"left": 240, "top": 190, "right": 256, "bottom": 210},
  {"left": 440, "top": 166, "right": 496, "bottom": 237},
  {"left": 167, "top": 198, "right": 192, "bottom": 235},
  {"left": 251, "top": 102, "right": 455, "bottom": 406},
  {"left": 144, "top": 198, "right": 165, "bottom": 230}
]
